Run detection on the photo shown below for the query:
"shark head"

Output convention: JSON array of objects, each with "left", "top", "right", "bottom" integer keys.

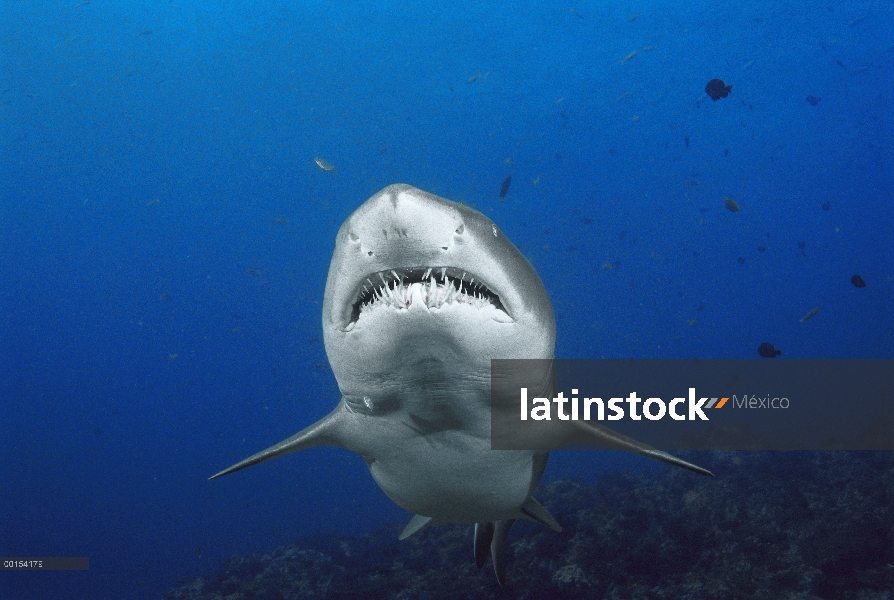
[
  {"left": 211, "top": 184, "right": 712, "bottom": 585},
  {"left": 322, "top": 183, "right": 555, "bottom": 410}
]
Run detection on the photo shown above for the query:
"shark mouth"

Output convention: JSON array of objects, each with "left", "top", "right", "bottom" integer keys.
[{"left": 348, "top": 266, "right": 510, "bottom": 327}]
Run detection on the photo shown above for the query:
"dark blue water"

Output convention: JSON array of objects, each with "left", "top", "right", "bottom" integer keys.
[{"left": 2, "top": 0, "right": 892, "bottom": 598}]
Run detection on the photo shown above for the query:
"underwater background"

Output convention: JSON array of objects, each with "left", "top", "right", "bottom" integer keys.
[{"left": 2, "top": 0, "right": 892, "bottom": 598}]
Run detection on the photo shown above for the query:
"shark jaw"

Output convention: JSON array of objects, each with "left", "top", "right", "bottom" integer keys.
[{"left": 346, "top": 265, "right": 512, "bottom": 331}]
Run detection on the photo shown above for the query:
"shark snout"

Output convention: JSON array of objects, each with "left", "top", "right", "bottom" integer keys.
[{"left": 343, "top": 184, "right": 467, "bottom": 259}]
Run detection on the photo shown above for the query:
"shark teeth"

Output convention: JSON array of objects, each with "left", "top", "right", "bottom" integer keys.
[{"left": 350, "top": 266, "right": 509, "bottom": 324}]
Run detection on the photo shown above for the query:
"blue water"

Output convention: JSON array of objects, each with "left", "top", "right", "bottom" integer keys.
[{"left": 2, "top": 0, "right": 892, "bottom": 598}]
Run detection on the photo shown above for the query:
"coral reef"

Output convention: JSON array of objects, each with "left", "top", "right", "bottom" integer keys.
[{"left": 163, "top": 452, "right": 894, "bottom": 599}]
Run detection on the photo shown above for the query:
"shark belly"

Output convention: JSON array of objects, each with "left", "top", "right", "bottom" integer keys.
[{"left": 368, "top": 434, "right": 537, "bottom": 523}]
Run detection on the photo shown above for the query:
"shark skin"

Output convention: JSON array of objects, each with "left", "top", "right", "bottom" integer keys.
[{"left": 210, "top": 184, "right": 712, "bottom": 584}]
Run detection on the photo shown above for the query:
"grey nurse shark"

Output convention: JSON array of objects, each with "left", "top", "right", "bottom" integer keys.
[{"left": 211, "top": 183, "right": 712, "bottom": 584}]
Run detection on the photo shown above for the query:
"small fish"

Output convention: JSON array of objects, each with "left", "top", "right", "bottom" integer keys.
[
  {"left": 616, "top": 90, "right": 631, "bottom": 102},
  {"left": 147, "top": 198, "right": 160, "bottom": 206},
  {"left": 620, "top": 50, "right": 637, "bottom": 65},
  {"left": 466, "top": 73, "right": 480, "bottom": 84},
  {"left": 742, "top": 60, "right": 755, "bottom": 70},
  {"left": 499, "top": 175, "right": 512, "bottom": 200},
  {"left": 835, "top": 59, "right": 847, "bottom": 69},
  {"left": 314, "top": 156, "right": 335, "bottom": 171},
  {"left": 555, "top": 97, "right": 566, "bottom": 104},
  {"left": 725, "top": 198, "right": 740, "bottom": 212},
  {"left": 800, "top": 307, "right": 819, "bottom": 323}
]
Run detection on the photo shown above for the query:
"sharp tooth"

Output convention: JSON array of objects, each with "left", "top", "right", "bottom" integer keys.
[
  {"left": 391, "top": 269, "right": 401, "bottom": 283},
  {"left": 440, "top": 267, "right": 446, "bottom": 281},
  {"left": 378, "top": 272, "right": 387, "bottom": 285},
  {"left": 423, "top": 267, "right": 432, "bottom": 281}
]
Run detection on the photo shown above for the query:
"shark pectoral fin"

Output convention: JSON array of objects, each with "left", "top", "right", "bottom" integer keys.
[
  {"left": 490, "top": 519, "right": 515, "bottom": 586},
  {"left": 398, "top": 515, "right": 433, "bottom": 540},
  {"left": 209, "top": 404, "right": 350, "bottom": 480},
  {"left": 518, "top": 496, "right": 562, "bottom": 532},
  {"left": 572, "top": 420, "right": 715, "bottom": 477},
  {"left": 474, "top": 522, "right": 495, "bottom": 569}
]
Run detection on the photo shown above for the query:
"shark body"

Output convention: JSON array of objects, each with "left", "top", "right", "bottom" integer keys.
[{"left": 211, "top": 184, "right": 711, "bottom": 583}]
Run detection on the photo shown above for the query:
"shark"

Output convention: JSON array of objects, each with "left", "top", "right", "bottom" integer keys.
[{"left": 210, "top": 184, "right": 712, "bottom": 584}]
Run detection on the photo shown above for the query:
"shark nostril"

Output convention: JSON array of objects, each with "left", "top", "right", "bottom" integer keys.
[
  {"left": 441, "top": 246, "right": 448, "bottom": 250},
  {"left": 350, "top": 233, "right": 359, "bottom": 242},
  {"left": 455, "top": 224, "right": 464, "bottom": 235}
]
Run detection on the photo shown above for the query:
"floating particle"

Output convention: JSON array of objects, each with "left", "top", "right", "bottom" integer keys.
[
  {"left": 737, "top": 256, "right": 746, "bottom": 265},
  {"left": 822, "top": 202, "right": 831, "bottom": 211},
  {"left": 314, "top": 156, "right": 335, "bottom": 171},
  {"left": 642, "top": 45, "right": 658, "bottom": 51},
  {"left": 466, "top": 73, "right": 480, "bottom": 84},
  {"left": 800, "top": 307, "right": 819, "bottom": 323},
  {"left": 147, "top": 198, "right": 160, "bottom": 206},
  {"left": 725, "top": 198, "right": 740, "bottom": 212},
  {"left": 851, "top": 275, "right": 867, "bottom": 288},
  {"left": 627, "top": 13, "right": 640, "bottom": 22},
  {"left": 798, "top": 241, "right": 806, "bottom": 249},
  {"left": 620, "top": 50, "right": 637, "bottom": 65},
  {"left": 806, "top": 95, "right": 821, "bottom": 106},
  {"left": 499, "top": 176, "right": 512, "bottom": 200},
  {"left": 685, "top": 135, "right": 690, "bottom": 148},
  {"left": 758, "top": 342, "right": 781, "bottom": 358},
  {"left": 705, "top": 78, "right": 732, "bottom": 101},
  {"left": 757, "top": 245, "right": 767, "bottom": 252}
]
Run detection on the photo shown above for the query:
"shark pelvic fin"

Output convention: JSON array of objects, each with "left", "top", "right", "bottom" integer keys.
[
  {"left": 490, "top": 519, "right": 515, "bottom": 586},
  {"left": 209, "top": 404, "right": 350, "bottom": 480},
  {"left": 572, "top": 420, "right": 715, "bottom": 477},
  {"left": 473, "top": 522, "right": 495, "bottom": 569},
  {"left": 399, "top": 515, "right": 433, "bottom": 540},
  {"left": 518, "top": 496, "right": 562, "bottom": 531}
]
